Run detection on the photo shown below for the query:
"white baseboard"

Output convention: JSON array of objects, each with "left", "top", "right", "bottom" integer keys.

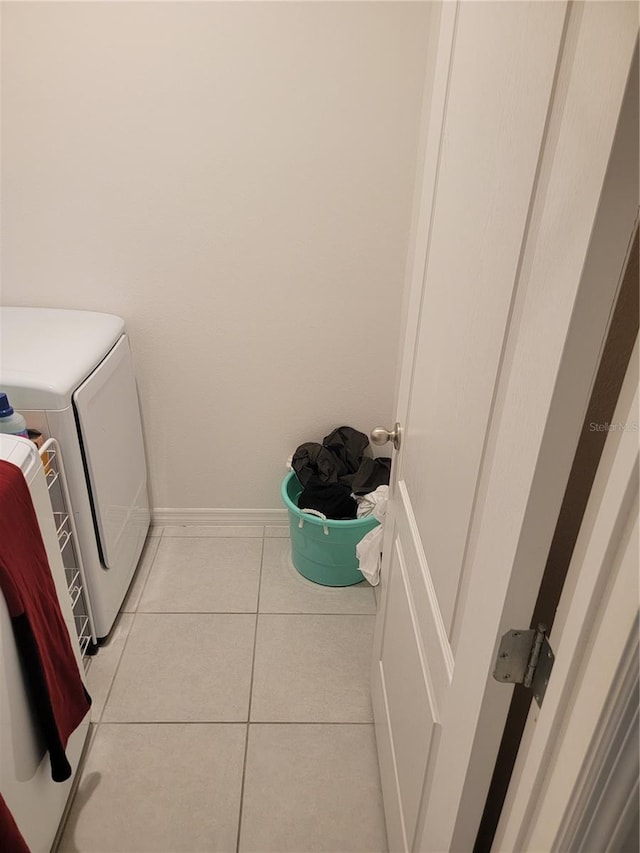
[{"left": 152, "top": 507, "right": 289, "bottom": 526}]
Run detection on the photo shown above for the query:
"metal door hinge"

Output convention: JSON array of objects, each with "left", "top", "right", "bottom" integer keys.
[{"left": 493, "top": 624, "right": 555, "bottom": 707}]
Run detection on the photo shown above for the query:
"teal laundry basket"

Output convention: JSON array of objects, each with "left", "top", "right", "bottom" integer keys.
[{"left": 281, "top": 471, "right": 379, "bottom": 586}]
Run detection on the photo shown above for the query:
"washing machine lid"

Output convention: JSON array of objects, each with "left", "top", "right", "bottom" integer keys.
[{"left": 0, "top": 307, "right": 125, "bottom": 410}]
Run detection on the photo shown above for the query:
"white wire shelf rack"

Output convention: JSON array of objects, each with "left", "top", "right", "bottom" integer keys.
[{"left": 40, "top": 438, "right": 97, "bottom": 666}]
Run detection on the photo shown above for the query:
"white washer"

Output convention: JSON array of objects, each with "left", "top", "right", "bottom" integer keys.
[
  {"left": 0, "top": 434, "right": 90, "bottom": 852},
  {"left": 0, "top": 307, "right": 150, "bottom": 640}
]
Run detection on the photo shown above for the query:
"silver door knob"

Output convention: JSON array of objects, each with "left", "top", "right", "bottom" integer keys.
[{"left": 370, "top": 423, "right": 402, "bottom": 451}]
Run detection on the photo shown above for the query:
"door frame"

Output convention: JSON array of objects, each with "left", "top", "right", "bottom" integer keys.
[
  {"left": 374, "top": 3, "right": 639, "bottom": 850},
  {"left": 494, "top": 339, "right": 639, "bottom": 851}
]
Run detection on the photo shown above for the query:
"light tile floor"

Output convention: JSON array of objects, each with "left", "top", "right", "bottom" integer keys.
[{"left": 56, "top": 527, "right": 388, "bottom": 853}]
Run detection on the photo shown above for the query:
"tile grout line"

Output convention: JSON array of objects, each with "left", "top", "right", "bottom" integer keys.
[
  {"left": 89, "top": 720, "right": 248, "bottom": 726},
  {"left": 120, "top": 532, "right": 162, "bottom": 615},
  {"left": 134, "top": 609, "right": 376, "bottom": 616},
  {"left": 93, "top": 613, "right": 137, "bottom": 727},
  {"left": 91, "top": 720, "right": 375, "bottom": 726},
  {"left": 235, "top": 533, "right": 266, "bottom": 853},
  {"left": 161, "top": 535, "right": 266, "bottom": 539}
]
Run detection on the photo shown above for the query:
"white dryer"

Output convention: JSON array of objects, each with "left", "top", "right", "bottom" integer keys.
[{"left": 0, "top": 307, "right": 150, "bottom": 640}]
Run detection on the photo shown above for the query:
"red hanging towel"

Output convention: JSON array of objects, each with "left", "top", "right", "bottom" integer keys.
[
  {"left": 0, "top": 460, "right": 91, "bottom": 783},
  {"left": 0, "top": 794, "right": 30, "bottom": 853}
]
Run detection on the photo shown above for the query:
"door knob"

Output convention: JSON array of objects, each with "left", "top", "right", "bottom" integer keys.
[{"left": 370, "top": 422, "right": 402, "bottom": 451}]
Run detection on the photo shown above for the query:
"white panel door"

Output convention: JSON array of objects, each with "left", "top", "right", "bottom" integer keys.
[
  {"left": 371, "top": 3, "right": 639, "bottom": 851},
  {"left": 73, "top": 334, "right": 150, "bottom": 570}
]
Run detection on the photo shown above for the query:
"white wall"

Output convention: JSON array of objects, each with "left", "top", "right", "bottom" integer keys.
[{"left": 1, "top": 1, "right": 429, "bottom": 511}]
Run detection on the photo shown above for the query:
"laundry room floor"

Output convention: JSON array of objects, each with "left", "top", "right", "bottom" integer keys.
[{"left": 55, "top": 526, "right": 388, "bottom": 853}]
